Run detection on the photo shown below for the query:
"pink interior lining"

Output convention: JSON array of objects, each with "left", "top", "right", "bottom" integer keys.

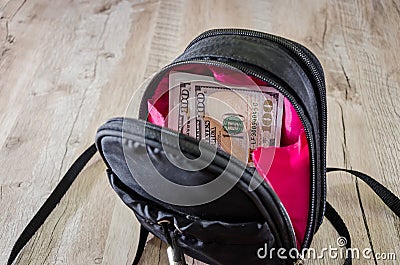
[{"left": 146, "top": 65, "right": 310, "bottom": 248}]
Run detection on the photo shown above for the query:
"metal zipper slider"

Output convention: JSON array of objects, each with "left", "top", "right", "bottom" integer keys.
[
  {"left": 167, "top": 245, "right": 186, "bottom": 265},
  {"left": 166, "top": 234, "right": 186, "bottom": 265},
  {"left": 158, "top": 219, "right": 187, "bottom": 265}
]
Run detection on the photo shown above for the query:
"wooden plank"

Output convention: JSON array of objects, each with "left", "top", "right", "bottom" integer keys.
[{"left": 0, "top": 0, "right": 399, "bottom": 265}]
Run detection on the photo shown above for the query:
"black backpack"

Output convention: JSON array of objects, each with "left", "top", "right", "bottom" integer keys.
[{"left": 8, "top": 29, "right": 400, "bottom": 265}]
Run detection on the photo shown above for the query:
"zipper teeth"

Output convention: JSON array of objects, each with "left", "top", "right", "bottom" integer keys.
[
  {"left": 185, "top": 28, "right": 327, "bottom": 249},
  {"left": 219, "top": 63, "right": 300, "bottom": 250},
  {"left": 238, "top": 64, "right": 315, "bottom": 252}
]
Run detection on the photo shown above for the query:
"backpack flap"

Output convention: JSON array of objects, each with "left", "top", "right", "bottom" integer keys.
[{"left": 96, "top": 118, "right": 297, "bottom": 265}]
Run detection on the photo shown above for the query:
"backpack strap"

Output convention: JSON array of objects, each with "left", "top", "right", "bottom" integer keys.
[
  {"left": 7, "top": 144, "right": 148, "bottom": 265},
  {"left": 326, "top": 167, "right": 400, "bottom": 265},
  {"left": 133, "top": 225, "right": 150, "bottom": 265},
  {"left": 327, "top": 167, "right": 400, "bottom": 217},
  {"left": 325, "top": 202, "right": 352, "bottom": 265}
]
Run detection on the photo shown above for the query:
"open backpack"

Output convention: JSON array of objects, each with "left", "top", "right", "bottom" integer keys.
[{"left": 8, "top": 29, "right": 400, "bottom": 265}]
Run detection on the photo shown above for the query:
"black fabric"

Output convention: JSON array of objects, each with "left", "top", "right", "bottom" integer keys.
[
  {"left": 7, "top": 144, "right": 97, "bottom": 265},
  {"left": 6, "top": 143, "right": 150, "bottom": 265},
  {"left": 176, "top": 35, "right": 319, "bottom": 127},
  {"left": 97, "top": 118, "right": 293, "bottom": 265},
  {"left": 132, "top": 225, "right": 150, "bottom": 265},
  {"left": 327, "top": 167, "right": 400, "bottom": 217},
  {"left": 325, "top": 202, "right": 352, "bottom": 265},
  {"left": 326, "top": 167, "right": 400, "bottom": 265}
]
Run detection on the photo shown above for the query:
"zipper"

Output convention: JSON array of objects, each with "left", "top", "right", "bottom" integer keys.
[
  {"left": 184, "top": 28, "right": 327, "bottom": 249},
  {"left": 228, "top": 61, "right": 316, "bottom": 252},
  {"left": 158, "top": 219, "right": 187, "bottom": 265}
]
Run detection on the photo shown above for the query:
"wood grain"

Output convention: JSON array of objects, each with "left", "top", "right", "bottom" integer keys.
[{"left": 1, "top": 0, "right": 399, "bottom": 264}]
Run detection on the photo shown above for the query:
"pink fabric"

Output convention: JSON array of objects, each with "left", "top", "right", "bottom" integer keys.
[
  {"left": 147, "top": 65, "right": 310, "bottom": 248},
  {"left": 252, "top": 100, "right": 309, "bottom": 249},
  {"left": 280, "top": 99, "right": 305, "bottom": 146},
  {"left": 147, "top": 76, "right": 169, "bottom": 126}
]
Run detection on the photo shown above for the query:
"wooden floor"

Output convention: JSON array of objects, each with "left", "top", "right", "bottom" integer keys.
[{"left": 1, "top": 0, "right": 399, "bottom": 264}]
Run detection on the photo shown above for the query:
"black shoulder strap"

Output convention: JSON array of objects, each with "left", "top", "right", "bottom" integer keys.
[
  {"left": 133, "top": 225, "right": 150, "bottom": 265},
  {"left": 325, "top": 202, "right": 352, "bottom": 265},
  {"left": 7, "top": 144, "right": 148, "bottom": 265},
  {"left": 327, "top": 167, "right": 400, "bottom": 216},
  {"left": 326, "top": 167, "right": 400, "bottom": 265}
]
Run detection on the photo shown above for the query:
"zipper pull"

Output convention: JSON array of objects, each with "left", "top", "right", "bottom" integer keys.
[
  {"left": 158, "top": 219, "right": 187, "bottom": 265},
  {"left": 167, "top": 245, "right": 186, "bottom": 265}
]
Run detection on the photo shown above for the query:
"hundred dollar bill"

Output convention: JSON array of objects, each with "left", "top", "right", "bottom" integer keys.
[
  {"left": 168, "top": 72, "right": 216, "bottom": 138},
  {"left": 168, "top": 72, "right": 284, "bottom": 166}
]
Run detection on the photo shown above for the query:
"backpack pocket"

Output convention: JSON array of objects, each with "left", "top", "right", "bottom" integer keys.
[{"left": 96, "top": 117, "right": 299, "bottom": 264}]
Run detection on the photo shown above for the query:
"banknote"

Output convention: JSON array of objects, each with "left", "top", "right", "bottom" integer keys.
[{"left": 168, "top": 72, "right": 283, "bottom": 166}]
